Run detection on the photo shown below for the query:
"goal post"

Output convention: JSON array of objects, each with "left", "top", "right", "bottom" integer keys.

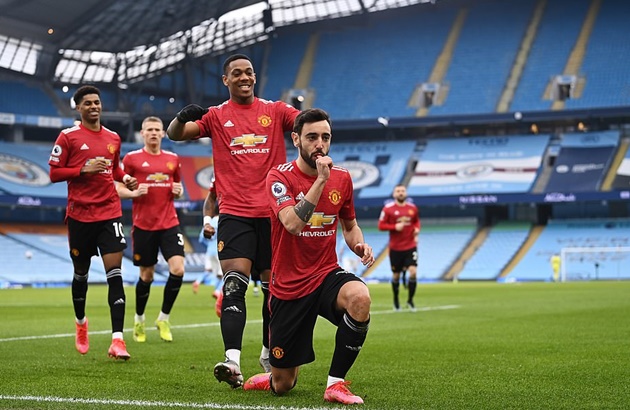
[{"left": 560, "top": 247, "right": 630, "bottom": 282}]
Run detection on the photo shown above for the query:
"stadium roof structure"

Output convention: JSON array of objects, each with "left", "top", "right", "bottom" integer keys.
[
  {"left": 0, "top": 0, "right": 263, "bottom": 53},
  {"left": 0, "top": 0, "right": 430, "bottom": 83}
]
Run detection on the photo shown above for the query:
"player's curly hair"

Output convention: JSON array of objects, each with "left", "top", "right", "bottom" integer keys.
[{"left": 73, "top": 85, "right": 101, "bottom": 106}]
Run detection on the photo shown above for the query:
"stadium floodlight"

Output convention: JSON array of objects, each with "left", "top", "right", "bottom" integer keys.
[{"left": 560, "top": 247, "right": 630, "bottom": 282}]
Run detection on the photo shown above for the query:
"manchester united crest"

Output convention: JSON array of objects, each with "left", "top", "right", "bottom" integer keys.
[
  {"left": 258, "top": 115, "right": 272, "bottom": 127},
  {"left": 272, "top": 346, "right": 284, "bottom": 359},
  {"left": 328, "top": 189, "right": 341, "bottom": 205}
]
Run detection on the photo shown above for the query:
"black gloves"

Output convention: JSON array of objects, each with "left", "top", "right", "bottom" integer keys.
[{"left": 176, "top": 104, "right": 208, "bottom": 123}]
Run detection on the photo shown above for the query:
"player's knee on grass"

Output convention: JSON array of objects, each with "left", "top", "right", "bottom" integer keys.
[{"left": 271, "top": 372, "right": 298, "bottom": 395}]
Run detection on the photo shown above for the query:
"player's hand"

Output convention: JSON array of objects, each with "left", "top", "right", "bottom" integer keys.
[
  {"left": 176, "top": 104, "right": 208, "bottom": 123},
  {"left": 82, "top": 158, "right": 109, "bottom": 174},
  {"left": 315, "top": 155, "right": 333, "bottom": 180},
  {"left": 124, "top": 175, "right": 138, "bottom": 191},
  {"left": 203, "top": 223, "right": 216, "bottom": 239},
  {"left": 354, "top": 242, "right": 374, "bottom": 268},
  {"left": 172, "top": 182, "right": 183, "bottom": 197},
  {"left": 134, "top": 183, "right": 149, "bottom": 197},
  {"left": 395, "top": 221, "right": 405, "bottom": 232}
]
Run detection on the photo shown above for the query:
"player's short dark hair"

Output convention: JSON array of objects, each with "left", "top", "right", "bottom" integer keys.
[
  {"left": 293, "top": 108, "right": 331, "bottom": 135},
  {"left": 73, "top": 85, "right": 100, "bottom": 106},
  {"left": 222, "top": 54, "right": 253, "bottom": 75}
]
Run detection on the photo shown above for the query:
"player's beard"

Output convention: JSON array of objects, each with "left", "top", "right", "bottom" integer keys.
[{"left": 300, "top": 147, "right": 328, "bottom": 169}]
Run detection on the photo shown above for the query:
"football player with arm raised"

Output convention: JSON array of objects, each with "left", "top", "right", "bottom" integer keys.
[
  {"left": 167, "top": 54, "right": 299, "bottom": 386},
  {"left": 243, "top": 108, "right": 374, "bottom": 405}
]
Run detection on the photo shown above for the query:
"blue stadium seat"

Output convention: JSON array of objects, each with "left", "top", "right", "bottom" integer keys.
[
  {"left": 458, "top": 222, "right": 531, "bottom": 280},
  {"left": 505, "top": 219, "right": 630, "bottom": 281}
]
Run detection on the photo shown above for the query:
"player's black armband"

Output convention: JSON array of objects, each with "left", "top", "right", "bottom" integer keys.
[{"left": 294, "top": 198, "right": 316, "bottom": 223}]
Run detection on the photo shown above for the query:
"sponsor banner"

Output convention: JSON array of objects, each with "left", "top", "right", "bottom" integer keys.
[
  {"left": 178, "top": 156, "right": 214, "bottom": 201},
  {"left": 408, "top": 135, "right": 549, "bottom": 196},
  {"left": 560, "top": 130, "right": 619, "bottom": 147},
  {"left": 328, "top": 141, "right": 416, "bottom": 199},
  {"left": 0, "top": 142, "right": 67, "bottom": 197},
  {"left": 612, "top": 147, "right": 630, "bottom": 190},
  {"left": 0, "top": 112, "right": 75, "bottom": 128},
  {"left": 0, "top": 112, "right": 16, "bottom": 125},
  {"left": 546, "top": 146, "right": 614, "bottom": 192},
  {"left": 352, "top": 189, "right": 630, "bottom": 208}
]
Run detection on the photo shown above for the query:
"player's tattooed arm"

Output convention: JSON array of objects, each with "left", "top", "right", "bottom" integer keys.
[{"left": 293, "top": 198, "right": 316, "bottom": 223}]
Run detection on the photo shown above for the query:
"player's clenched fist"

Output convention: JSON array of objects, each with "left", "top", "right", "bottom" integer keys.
[
  {"left": 176, "top": 104, "right": 208, "bottom": 123},
  {"left": 172, "top": 182, "right": 183, "bottom": 198}
]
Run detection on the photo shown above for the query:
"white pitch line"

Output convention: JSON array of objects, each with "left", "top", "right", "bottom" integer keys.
[
  {"left": 0, "top": 394, "right": 330, "bottom": 410},
  {"left": 371, "top": 304, "right": 461, "bottom": 315},
  {"left": 0, "top": 321, "right": 226, "bottom": 343},
  {"left": 0, "top": 305, "right": 459, "bottom": 343}
]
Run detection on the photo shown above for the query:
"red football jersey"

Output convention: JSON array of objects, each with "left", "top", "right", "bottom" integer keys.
[
  {"left": 267, "top": 161, "right": 356, "bottom": 300},
  {"left": 122, "top": 148, "right": 181, "bottom": 231},
  {"left": 48, "top": 124, "right": 123, "bottom": 222},
  {"left": 378, "top": 201, "right": 420, "bottom": 251},
  {"left": 196, "top": 98, "right": 299, "bottom": 218}
]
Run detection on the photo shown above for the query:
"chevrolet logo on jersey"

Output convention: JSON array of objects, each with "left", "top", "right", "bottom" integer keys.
[
  {"left": 308, "top": 212, "right": 336, "bottom": 228},
  {"left": 231, "top": 134, "right": 267, "bottom": 147},
  {"left": 147, "top": 173, "right": 169, "bottom": 182},
  {"left": 85, "top": 156, "right": 112, "bottom": 166}
]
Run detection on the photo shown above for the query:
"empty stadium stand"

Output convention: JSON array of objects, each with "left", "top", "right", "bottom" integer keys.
[
  {"left": 407, "top": 134, "right": 549, "bottom": 197},
  {"left": 565, "top": 0, "right": 630, "bottom": 109},
  {"left": 0, "top": 81, "right": 59, "bottom": 117},
  {"left": 510, "top": 0, "right": 592, "bottom": 112},
  {"left": 458, "top": 221, "right": 531, "bottom": 280},
  {"left": 364, "top": 219, "right": 478, "bottom": 282},
  {"left": 308, "top": 7, "right": 456, "bottom": 119},
  {"left": 504, "top": 218, "right": 630, "bottom": 281},
  {"left": 429, "top": 1, "right": 534, "bottom": 115}
]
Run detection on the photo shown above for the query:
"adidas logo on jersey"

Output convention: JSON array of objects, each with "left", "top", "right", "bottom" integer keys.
[
  {"left": 142, "top": 161, "right": 150, "bottom": 167},
  {"left": 80, "top": 143, "right": 89, "bottom": 150},
  {"left": 224, "top": 120, "right": 234, "bottom": 127},
  {"left": 296, "top": 192, "right": 305, "bottom": 201}
]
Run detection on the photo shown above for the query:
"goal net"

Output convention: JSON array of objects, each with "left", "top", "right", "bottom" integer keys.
[{"left": 560, "top": 247, "right": 630, "bottom": 282}]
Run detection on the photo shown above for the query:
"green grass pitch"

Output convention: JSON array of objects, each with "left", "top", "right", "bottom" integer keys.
[{"left": 1, "top": 281, "right": 628, "bottom": 409}]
